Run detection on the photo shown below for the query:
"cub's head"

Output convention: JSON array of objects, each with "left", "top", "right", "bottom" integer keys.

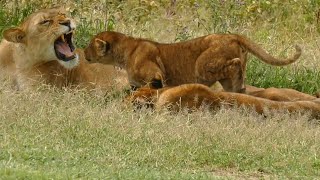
[
  {"left": 125, "top": 87, "right": 157, "bottom": 110},
  {"left": 3, "top": 7, "right": 78, "bottom": 69},
  {"left": 84, "top": 31, "right": 125, "bottom": 65}
]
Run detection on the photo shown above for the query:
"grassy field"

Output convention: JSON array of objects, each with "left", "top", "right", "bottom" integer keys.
[{"left": 1, "top": 0, "right": 320, "bottom": 179}]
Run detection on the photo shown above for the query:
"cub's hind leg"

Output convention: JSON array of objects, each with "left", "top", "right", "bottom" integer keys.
[
  {"left": 195, "top": 48, "right": 245, "bottom": 93},
  {"left": 218, "top": 58, "right": 245, "bottom": 93}
]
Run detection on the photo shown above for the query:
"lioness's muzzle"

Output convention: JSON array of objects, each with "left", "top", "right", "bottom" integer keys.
[{"left": 54, "top": 32, "right": 75, "bottom": 61}]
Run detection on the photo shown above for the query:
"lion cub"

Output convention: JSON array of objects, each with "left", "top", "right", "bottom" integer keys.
[
  {"left": 84, "top": 31, "right": 301, "bottom": 92},
  {"left": 245, "top": 85, "right": 317, "bottom": 101},
  {"left": 126, "top": 84, "right": 320, "bottom": 117}
]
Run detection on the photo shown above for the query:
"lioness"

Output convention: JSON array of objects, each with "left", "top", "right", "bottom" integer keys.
[
  {"left": 0, "top": 7, "right": 128, "bottom": 91},
  {"left": 126, "top": 84, "right": 320, "bottom": 117},
  {"left": 84, "top": 31, "right": 301, "bottom": 92}
]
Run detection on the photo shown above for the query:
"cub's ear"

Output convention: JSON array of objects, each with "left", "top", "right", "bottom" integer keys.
[
  {"left": 3, "top": 28, "right": 26, "bottom": 43},
  {"left": 94, "top": 38, "right": 110, "bottom": 56}
]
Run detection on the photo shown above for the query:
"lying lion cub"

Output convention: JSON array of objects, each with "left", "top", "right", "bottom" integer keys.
[
  {"left": 84, "top": 31, "right": 301, "bottom": 92},
  {"left": 210, "top": 83, "right": 317, "bottom": 101},
  {"left": 126, "top": 84, "right": 320, "bottom": 117},
  {"left": 245, "top": 85, "right": 317, "bottom": 101},
  {"left": 0, "top": 7, "right": 128, "bottom": 90}
]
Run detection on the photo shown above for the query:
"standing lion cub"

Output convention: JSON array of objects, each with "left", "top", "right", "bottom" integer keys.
[
  {"left": 0, "top": 7, "right": 128, "bottom": 91},
  {"left": 84, "top": 31, "right": 301, "bottom": 92}
]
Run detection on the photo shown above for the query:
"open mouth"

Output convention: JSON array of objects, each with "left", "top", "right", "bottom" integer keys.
[{"left": 54, "top": 32, "right": 76, "bottom": 62}]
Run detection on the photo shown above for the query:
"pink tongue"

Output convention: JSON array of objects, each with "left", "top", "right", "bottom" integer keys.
[{"left": 56, "top": 42, "right": 73, "bottom": 57}]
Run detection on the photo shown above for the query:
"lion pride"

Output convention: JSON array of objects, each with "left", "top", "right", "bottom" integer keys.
[
  {"left": 84, "top": 31, "right": 301, "bottom": 92},
  {"left": 0, "top": 7, "right": 128, "bottom": 91}
]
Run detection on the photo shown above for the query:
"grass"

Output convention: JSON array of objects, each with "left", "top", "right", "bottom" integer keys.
[
  {"left": 1, "top": 87, "right": 320, "bottom": 178},
  {"left": 1, "top": 0, "right": 320, "bottom": 179},
  {"left": 247, "top": 60, "right": 320, "bottom": 94}
]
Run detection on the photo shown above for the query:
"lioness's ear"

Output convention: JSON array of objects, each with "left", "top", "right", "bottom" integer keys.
[
  {"left": 3, "top": 28, "right": 26, "bottom": 43},
  {"left": 94, "top": 38, "right": 110, "bottom": 56}
]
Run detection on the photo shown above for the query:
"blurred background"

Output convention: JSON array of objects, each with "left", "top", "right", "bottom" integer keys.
[{"left": 1, "top": 0, "right": 320, "bottom": 93}]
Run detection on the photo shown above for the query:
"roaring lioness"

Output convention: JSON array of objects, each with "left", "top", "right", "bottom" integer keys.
[
  {"left": 0, "top": 7, "right": 128, "bottom": 91},
  {"left": 84, "top": 31, "right": 301, "bottom": 92},
  {"left": 126, "top": 84, "right": 320, "bottom": 117}
]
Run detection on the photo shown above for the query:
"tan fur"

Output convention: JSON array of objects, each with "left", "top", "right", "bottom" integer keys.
[
  {"left": 126, "top": 84, "right": 320, "bottom": 117},
  {"left": 84, "top": 31, "right": 301, "bottom": 92},
  {"left": 245, "top": 85, "right": 316, "bottom": 101},
  {"left": 0, "top": 7, "right": 128, "bottom": 90},
  {"left": 210, "top": 84, "right": 316, "bottom": 101}
]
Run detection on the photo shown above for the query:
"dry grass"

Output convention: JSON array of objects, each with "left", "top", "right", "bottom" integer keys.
[
  {"left": 1, "top": 0, "right": 320, "bottom": 179},
  {"left": 1, "top": 82, "right": 320, "bottom": 178}
]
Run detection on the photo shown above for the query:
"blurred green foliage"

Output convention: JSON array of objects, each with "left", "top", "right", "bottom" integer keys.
[{"left": 0, "top": 0, "right": 319, "bottom": 93}]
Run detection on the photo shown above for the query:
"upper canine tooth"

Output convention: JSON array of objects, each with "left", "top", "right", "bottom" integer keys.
[{"left": 61, "top": 35, "right": 65, "bottom": 42}]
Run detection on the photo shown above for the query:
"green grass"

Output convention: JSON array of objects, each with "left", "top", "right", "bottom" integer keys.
[
  {"left": 1, "top": 0, "right": 320, "bottom": 179},
  {"left": 247, "top": 59, "right": 320, "bottom": 94},
  {"left": 1, "top": 88, "right": 320, "bottom": 179}
]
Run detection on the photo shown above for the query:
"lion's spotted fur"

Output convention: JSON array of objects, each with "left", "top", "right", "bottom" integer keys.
[
  {"left": 0, "top": 7, "right": 128, "bottom": 90},
  {"left": 84, "top": 31, "right": 301, "bottom": 92},
  {"left": 126, "top": 84, "right": 320, "bottom": 117}
]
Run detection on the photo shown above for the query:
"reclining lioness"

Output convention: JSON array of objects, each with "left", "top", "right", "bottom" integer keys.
[
  {"left": 126, "top": 84, "right": 320, "bottom": 117},
  {"left": 84, "top": 31, "right": 301, "bottom": 92},
  {"left": 0, "top": 7, "right": 128, "bottom": 90}
]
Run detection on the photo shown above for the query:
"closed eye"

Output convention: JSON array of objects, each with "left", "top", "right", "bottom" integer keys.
[{"left": 39, "top": 20, "right": 52, "bottom": 25}]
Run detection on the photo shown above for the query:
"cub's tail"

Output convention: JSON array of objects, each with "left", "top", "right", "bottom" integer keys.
[{"left": 236, "top": 34, "right": 301, "bottom": 66}]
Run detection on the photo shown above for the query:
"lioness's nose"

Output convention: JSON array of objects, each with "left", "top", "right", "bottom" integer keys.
[{"left": 59, "top": 20, "right": 71, "bottom": 27}]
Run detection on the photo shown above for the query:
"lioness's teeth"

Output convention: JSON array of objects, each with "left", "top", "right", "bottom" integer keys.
[{"left": 61, "top": 35, "right": 65, "bottom": 42}]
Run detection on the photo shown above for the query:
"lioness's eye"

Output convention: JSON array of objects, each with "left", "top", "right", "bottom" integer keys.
[{"left": 39, "top": 20, "right": 51, "bottom": 25}]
